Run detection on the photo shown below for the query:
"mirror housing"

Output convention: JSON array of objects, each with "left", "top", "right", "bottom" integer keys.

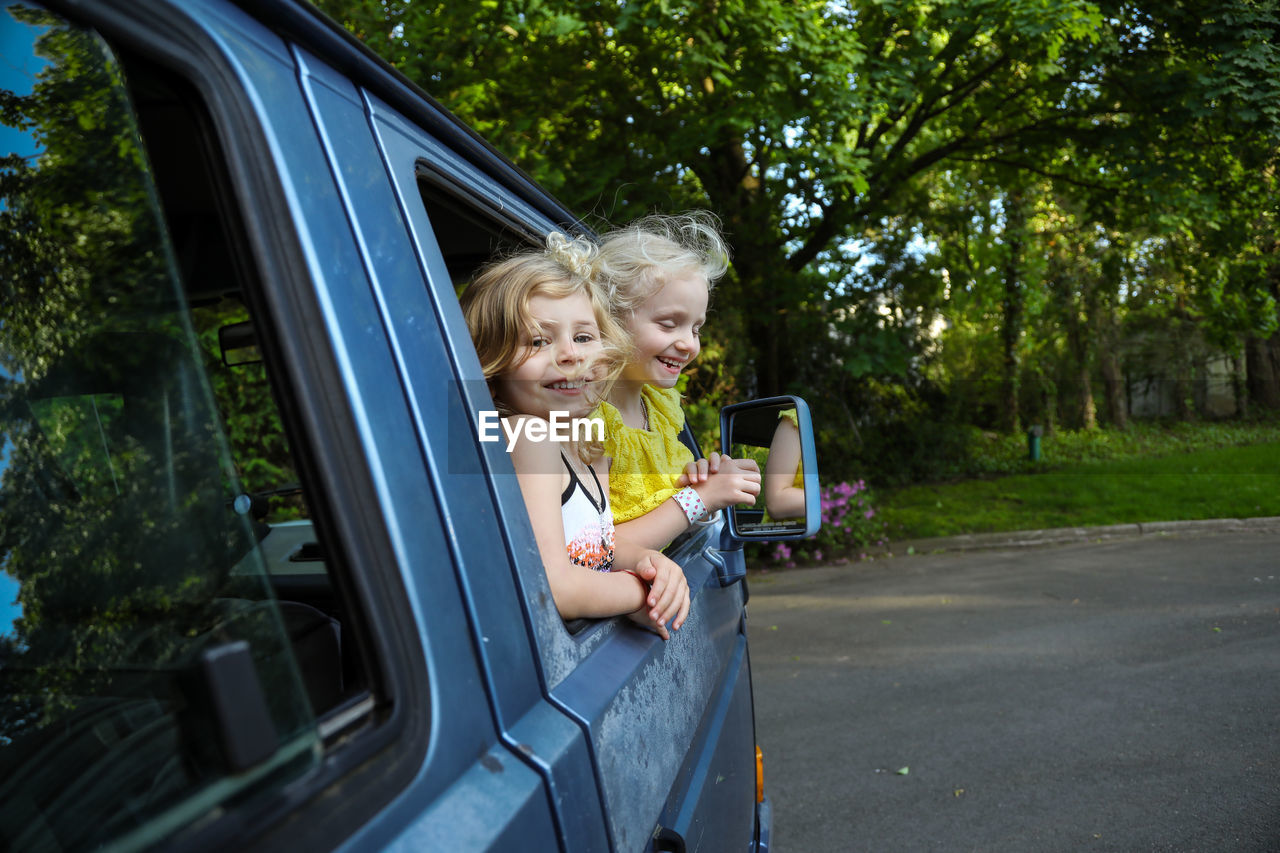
[
  {"left": 219, "top": 321, "right": 262, "bottom": 367},
  {"left": 720, "top": 395, "right": 820, "bottom": 541}
]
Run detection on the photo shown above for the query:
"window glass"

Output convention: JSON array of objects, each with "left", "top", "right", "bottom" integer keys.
[{"left": 0, "top": 5, "right": 320, "bottom": 850}]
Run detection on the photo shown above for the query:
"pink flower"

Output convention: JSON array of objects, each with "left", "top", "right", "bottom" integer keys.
[{"left": 864, "top": 509, "right": 875, "bottom": 519}]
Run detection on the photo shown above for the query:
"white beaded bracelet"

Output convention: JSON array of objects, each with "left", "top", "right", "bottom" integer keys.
[{"left": 673, "top": 486, "right": 708, "bottom": 524}]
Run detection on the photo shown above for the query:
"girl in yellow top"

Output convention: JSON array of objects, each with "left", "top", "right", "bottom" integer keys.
[{"left": 595, "top": 212, "right": 761, "bottom": 551}]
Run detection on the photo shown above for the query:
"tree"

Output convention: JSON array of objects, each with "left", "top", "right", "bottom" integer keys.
[
  {"left": 316, "top": 0, "right": 1115, "bottom": 397},
  {"left": 315, "top": 0, "right": 1280, "bottom": 483}
]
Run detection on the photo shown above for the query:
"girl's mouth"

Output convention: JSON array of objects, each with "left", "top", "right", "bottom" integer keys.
[
  {"left": 546, "top": 378, "right": 588, "bottom": 393},
  {"left": 656, "top": 356, "right": 684, "bottom": 374}
]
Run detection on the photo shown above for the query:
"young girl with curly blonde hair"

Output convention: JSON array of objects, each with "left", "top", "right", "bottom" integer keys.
[
  {"left": 594, "top": 212, "right": 761, "bottom": 550},
  {"left": 462, "top": 233, "right": 690, "bottom": 638}
]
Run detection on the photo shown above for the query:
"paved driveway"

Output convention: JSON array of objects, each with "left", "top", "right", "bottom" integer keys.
[{"left": 748, "top": 532, "right": 1280, "bottom": 851}]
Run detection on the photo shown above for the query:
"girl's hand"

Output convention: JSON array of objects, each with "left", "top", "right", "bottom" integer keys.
[
  {"left": 676, "top": 452, "right": 722, "bottom": 487},
  {"left": 693, "top": 457, "right": 761, "bottom": 512},
  {"left": 626, "top": 551, "right": 690, "bottom": 638}
]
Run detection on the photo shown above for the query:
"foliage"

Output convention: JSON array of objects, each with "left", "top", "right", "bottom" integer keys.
[
  {"left": 191, "top": 303, "right": 303, "bottom": 520},
  {"left": 880, "top": 432, "right": 1280, "bottom": 540},
  {"left": 313, "top": 0, "right": 1280, "bottom": 491},
  {"left": 962, "top": 416, "right": 1280, "bottom": 474},
  {"left": 0, "top": 11, "right": 308, "bottom": 817},
  {"left": 750, "top": 479, "right": 889, "bottom": 568}
]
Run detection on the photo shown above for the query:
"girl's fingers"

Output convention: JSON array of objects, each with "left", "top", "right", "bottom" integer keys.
[
  {"left": 673, "top": 593, "right": 690, "bottom": 630},
  {"left": 648, "top": 565, "right": 675, "bottom": 616},
  {"left": 667, "top": 586, "right": 689, "bottom": 626},
  {"left": 680, "top": 459, "right": 708, "bottom": 486},
  {"left": 647, "top": 575, "right": 665, "bottom": 610},
  {"left": 644, "top": 558, "right": 670, "bottom": 609},
  {"left": 652, "top": 574, "right": 681, "bottom": 622}
]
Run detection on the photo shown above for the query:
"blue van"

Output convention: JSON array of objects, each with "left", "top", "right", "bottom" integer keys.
[{"left": 0, "top": 1, "right": 819, "bottom": 850}]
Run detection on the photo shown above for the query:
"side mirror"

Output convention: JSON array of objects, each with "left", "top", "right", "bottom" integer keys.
[
  {"left": 720, "top": 396, "right": 820, "bottom": 540},
  {"left": 218, "top": 321, "right": 262, "bottom": 367}
]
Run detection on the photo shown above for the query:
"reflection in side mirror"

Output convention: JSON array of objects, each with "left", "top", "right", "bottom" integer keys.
[
  {"left": 721, "top": 396, "right": 820, "bottom": 540},
  {"left": 218, "top": 321, "right": 262, "bottom": 367}
]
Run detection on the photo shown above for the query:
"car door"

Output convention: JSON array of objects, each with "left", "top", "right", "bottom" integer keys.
[
  {"left": 244, "top": 8, "right": 767, "bottom": 851},
  {"left": 361, "top": 101, "right": 760, "bottom": 853},
  {"left": 290, "top": 46, "right": 625, "bottom": 851},
  {"left": 0, "top": 1, "right": 585, "bottom": 850}
]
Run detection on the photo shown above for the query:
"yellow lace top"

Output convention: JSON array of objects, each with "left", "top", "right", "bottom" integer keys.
[{"left": 598, "top": 385, "right": 695, "bottom": 524}]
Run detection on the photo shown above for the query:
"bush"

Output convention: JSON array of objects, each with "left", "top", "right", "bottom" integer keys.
[
  {"left": 751, "top": 479, "right": 889, "bottom": 568},
  {"left": 857, "top": 418, "right": 979, "bottom": 486}
]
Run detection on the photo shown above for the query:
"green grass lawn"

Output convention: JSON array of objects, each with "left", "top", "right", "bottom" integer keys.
[{"left": 879, "top": 440, "right": 1280, "bottom": 540}]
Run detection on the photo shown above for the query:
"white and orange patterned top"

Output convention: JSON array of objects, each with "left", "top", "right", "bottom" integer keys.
[{"left": 561, "top": 454, "right": 615, "bottom": 572}]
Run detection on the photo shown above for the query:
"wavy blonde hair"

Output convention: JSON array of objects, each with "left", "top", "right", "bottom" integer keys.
[
  {"left": 595, "top": 210, "right": 731, "bottom": 315},
  {"left": 461, "top": 232, "right": 628, "bottom": 462}
]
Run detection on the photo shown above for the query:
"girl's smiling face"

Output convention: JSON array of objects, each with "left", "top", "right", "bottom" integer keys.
[
  {"left": 495, "top": 291, "right": 605, "bottom": 420},
  {"left": 621, "top": 270, "right": 709, "bottom": 389}
]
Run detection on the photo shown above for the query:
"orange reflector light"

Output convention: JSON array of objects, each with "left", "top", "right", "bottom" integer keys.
[{"left": 755, "top": 745, "right": 765, "bottom": 803}]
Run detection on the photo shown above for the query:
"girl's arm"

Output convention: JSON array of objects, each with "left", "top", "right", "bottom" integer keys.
[
  {"left": 607, "top": 462, "right": 691, "bottom": 634},
  {"left": 615, "top": 544, "right": 691, "bottom": 633},
  {"left": 763, "top": 419, "right": 805, "bottom": 520},
  {"left": 612, "top": 498, "right": 694, "bottom": 554},
  {"left": 508, "top": 427, "right": 648, "bottom": 620},
  {"left": 614, "top": 455, "right": 762, "bottom": 552}
]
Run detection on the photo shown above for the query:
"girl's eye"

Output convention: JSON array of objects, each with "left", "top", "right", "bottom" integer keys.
[
  {"left": 692, "top": 326, "right": 702, "bottom": 338},
  {"left": 659, "top": 320, "right": 677, "bottom": 330},
  {"left": 529, "top": 337, "right": 549, "bottom": 348},
  {"left": 574, "top": 333, "right": 596, "bottom": 344}
]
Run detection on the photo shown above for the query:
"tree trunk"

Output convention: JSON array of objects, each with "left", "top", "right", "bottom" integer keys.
[
  {"left": 1172, "top": 370, "right": 1192, "bottom": 420},
  {"left": 1064, "top": 301, "right": 1096, "bottom": 430},
  {"left": 1078, "top": 363, "right": 1097, "bottom": 429},
  {"left": 1244, "top": 258, "right": 1280, "bottom": 410},
  {"left": 698, "top": 137, "right": 791, "bottom": 398},
  {"left": 999, "top": 190, "right": 1026, "bottom": 434},
  {"left": 1232, "top": 352, "right": 1247, "bottom": 418},
  {"left": 1041, "top": 382, "right": 1057, "bottom": 435},
  {"left": 1099, "top": 348, "right": 1126, "bottom": 429},
  {"left": 1245, "top": 333, "right": 1280, "bottom": 410}
]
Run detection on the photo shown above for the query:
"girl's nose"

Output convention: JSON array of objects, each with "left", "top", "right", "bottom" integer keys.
[{"left": 558, "top": 339, "right": 583, "bottom": 363}]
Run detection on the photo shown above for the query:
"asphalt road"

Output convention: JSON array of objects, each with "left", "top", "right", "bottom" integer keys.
[{"left": 747, "top": 531, "right": 1280, "bottom": 852}]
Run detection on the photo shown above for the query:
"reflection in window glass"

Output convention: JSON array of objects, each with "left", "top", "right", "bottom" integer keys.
[{"left": 0, "top": 5, "right": 319, "bottom": 850}]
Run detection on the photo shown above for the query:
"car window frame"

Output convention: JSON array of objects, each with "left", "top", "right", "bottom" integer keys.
[{"left": 37, "top": 2, "right": 437, "bottom": 848}]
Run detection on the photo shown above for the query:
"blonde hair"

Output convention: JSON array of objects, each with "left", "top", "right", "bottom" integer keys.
[
  {"left": 461, "top": 232, "right": 628, "bottom": 462},
  {"left": 595, "top": 210, "right": 731, "bottom": 315}
]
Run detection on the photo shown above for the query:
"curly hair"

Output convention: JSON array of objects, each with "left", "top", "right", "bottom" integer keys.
[
  {"left": 460, "top": 232, "right": 629, "bottom": 461},
  {"left": 594, "top": 210, "right": 731, "bottom": 315}
]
